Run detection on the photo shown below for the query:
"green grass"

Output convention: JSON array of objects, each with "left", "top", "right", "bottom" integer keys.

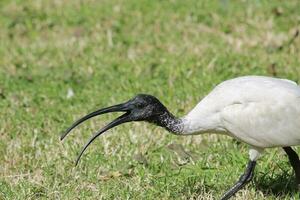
[{"left": 0, "top": 0, "right": 300, "bottom": 199}]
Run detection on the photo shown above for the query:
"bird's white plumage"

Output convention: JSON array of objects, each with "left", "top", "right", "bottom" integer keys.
[{"left": 182, "top": 76, "right": 300, "bottom": 149}]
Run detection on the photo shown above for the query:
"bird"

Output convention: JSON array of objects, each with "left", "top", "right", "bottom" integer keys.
[{"left": 61, "top": 75, "right": 300, "bottom": 200}]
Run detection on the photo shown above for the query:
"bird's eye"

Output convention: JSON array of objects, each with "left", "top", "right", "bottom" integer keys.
[{"left": 136, "top": 102, "right": 144, "bottom": 108}]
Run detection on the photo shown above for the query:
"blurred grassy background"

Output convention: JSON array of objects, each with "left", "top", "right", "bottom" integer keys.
[{"left": 0, "top": 0, "right": 300, "bottom": 199}]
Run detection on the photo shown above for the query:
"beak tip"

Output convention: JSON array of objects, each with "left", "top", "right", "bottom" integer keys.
[
  {"left": 75, "top": 159, "right": 80, "bottom": 167},
  {"left": 60, "top": 130, "right": 70, "bottom": 141},
  {"left": 60, "top": 134, "right": 65, "bottom": 141}
]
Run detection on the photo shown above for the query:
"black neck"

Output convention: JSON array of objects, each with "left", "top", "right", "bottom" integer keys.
[{"left": 151, "top": 111, "right": 183, "bottom": 134}]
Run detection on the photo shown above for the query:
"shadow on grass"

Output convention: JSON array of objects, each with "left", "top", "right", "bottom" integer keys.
[
  {"left": 254, "top": 171, "right": 299, "bottom": 198},
  {"left": 176, "top": 171, "right": 300, "bottom": 199}
]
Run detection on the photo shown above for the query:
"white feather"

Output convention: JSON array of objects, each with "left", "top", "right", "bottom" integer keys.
[{"left": 182, "top": 76, "right": 300, "bottom": 150}]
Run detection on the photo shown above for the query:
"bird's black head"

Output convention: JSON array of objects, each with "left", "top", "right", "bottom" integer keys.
[
  {"left": 125, "top": 94, "right": 168, "bottom": 122},
  {"left": 61, "top": 94, "right": 171, "bottom": 165}
]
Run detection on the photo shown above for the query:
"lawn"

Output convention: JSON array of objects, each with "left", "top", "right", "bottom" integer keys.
[{"left": 0, "top": 0, "right": 300, "bottom": 199}]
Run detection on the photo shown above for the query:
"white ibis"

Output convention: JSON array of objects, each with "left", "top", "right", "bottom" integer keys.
[{"left": 61, "top": 75, "right": 300, "bottom": 199}]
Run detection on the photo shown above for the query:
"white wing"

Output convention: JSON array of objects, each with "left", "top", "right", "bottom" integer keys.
[
  {"left": 221, "top": 100, "right": 300, "bottom": 148},
  {"left": 183, "top": 76, "right": 300, "bottom": 148}
]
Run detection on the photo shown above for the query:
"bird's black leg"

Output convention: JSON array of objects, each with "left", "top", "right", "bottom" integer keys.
[
  {"left": 283, "top": 147, "right": 300, "bottom": 188},
  {"left": 220, "top": 160, "right": 256, "bottom": 200}
]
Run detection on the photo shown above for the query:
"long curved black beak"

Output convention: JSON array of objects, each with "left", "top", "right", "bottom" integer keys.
[
  {"left": 60, "top": 102, "right": 132, "bottom": 166},
  {"left": 75, "top": 112, "right": 130, "bottom": 166},
  {"left": 60, "top": 103, "right": 128, "bottom": 140}
]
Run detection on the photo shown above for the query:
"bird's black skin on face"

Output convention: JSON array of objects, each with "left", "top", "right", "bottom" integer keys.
[
  {"left": 61, "top": 94, "right": 183, "bottom": 165},
  {"left": 128, "top": 94, "right": 183, "bottom": 133},
  {"left": 126, "top": 94, "right": 168, "bottom": 121}
]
